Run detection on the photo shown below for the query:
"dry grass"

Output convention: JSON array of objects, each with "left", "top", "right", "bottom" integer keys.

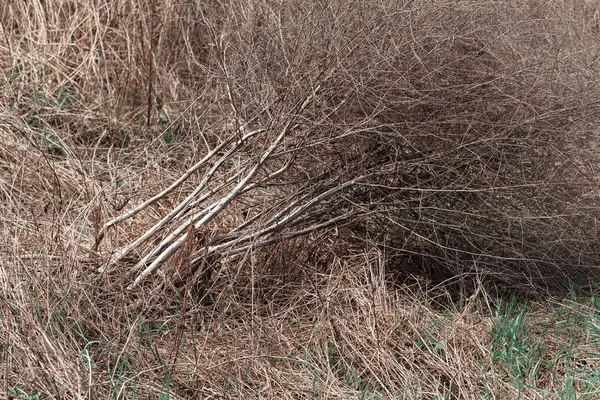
[{"left": 1, "top": 0, "right": 600, "bottom": 398}]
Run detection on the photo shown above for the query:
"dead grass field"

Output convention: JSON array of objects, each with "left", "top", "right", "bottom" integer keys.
[{"left": 1, "top": 0, "right": 600, "bottom": 398}]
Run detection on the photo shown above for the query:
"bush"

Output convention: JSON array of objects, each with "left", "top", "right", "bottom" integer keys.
[
  {"left": 88, "top": 0, "right": 600, "bottom": 294},
  {"left": 4, "top": 0, "right": 600, "bottom": 294}
]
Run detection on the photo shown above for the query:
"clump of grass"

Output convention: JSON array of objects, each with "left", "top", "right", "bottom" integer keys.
[{"left": 486, "top": 287, "right": 600, "bottom": 399}]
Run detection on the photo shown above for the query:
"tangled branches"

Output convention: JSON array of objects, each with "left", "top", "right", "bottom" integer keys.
[{"left": 97, "top": 0, "right": 600, "bottom": 292}]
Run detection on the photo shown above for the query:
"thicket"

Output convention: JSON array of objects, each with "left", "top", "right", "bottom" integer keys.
[{"left": 3, "top": 0, "right": 600, "bottom": 295}]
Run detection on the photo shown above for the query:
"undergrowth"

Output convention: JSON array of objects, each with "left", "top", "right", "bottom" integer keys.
[{"left": 1, "top": 0, "right": 600, "bottom": 398}]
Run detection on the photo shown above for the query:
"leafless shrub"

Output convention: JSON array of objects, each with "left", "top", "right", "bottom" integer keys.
[{"left": 94, "top": 0, "right": 600, "bottom": 293}]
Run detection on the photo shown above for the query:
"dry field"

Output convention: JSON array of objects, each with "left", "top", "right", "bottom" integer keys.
[{"left": 1, "top": 0, "right": 600, "bottom": 398}]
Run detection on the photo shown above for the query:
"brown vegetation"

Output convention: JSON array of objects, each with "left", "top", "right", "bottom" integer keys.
[{"left": 1, "top": 0, "right": 600, "bottom": 398}]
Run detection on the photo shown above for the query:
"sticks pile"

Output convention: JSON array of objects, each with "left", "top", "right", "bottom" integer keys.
[{"left": 96, "top": 90, "right": 363, "bottom": 289}]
